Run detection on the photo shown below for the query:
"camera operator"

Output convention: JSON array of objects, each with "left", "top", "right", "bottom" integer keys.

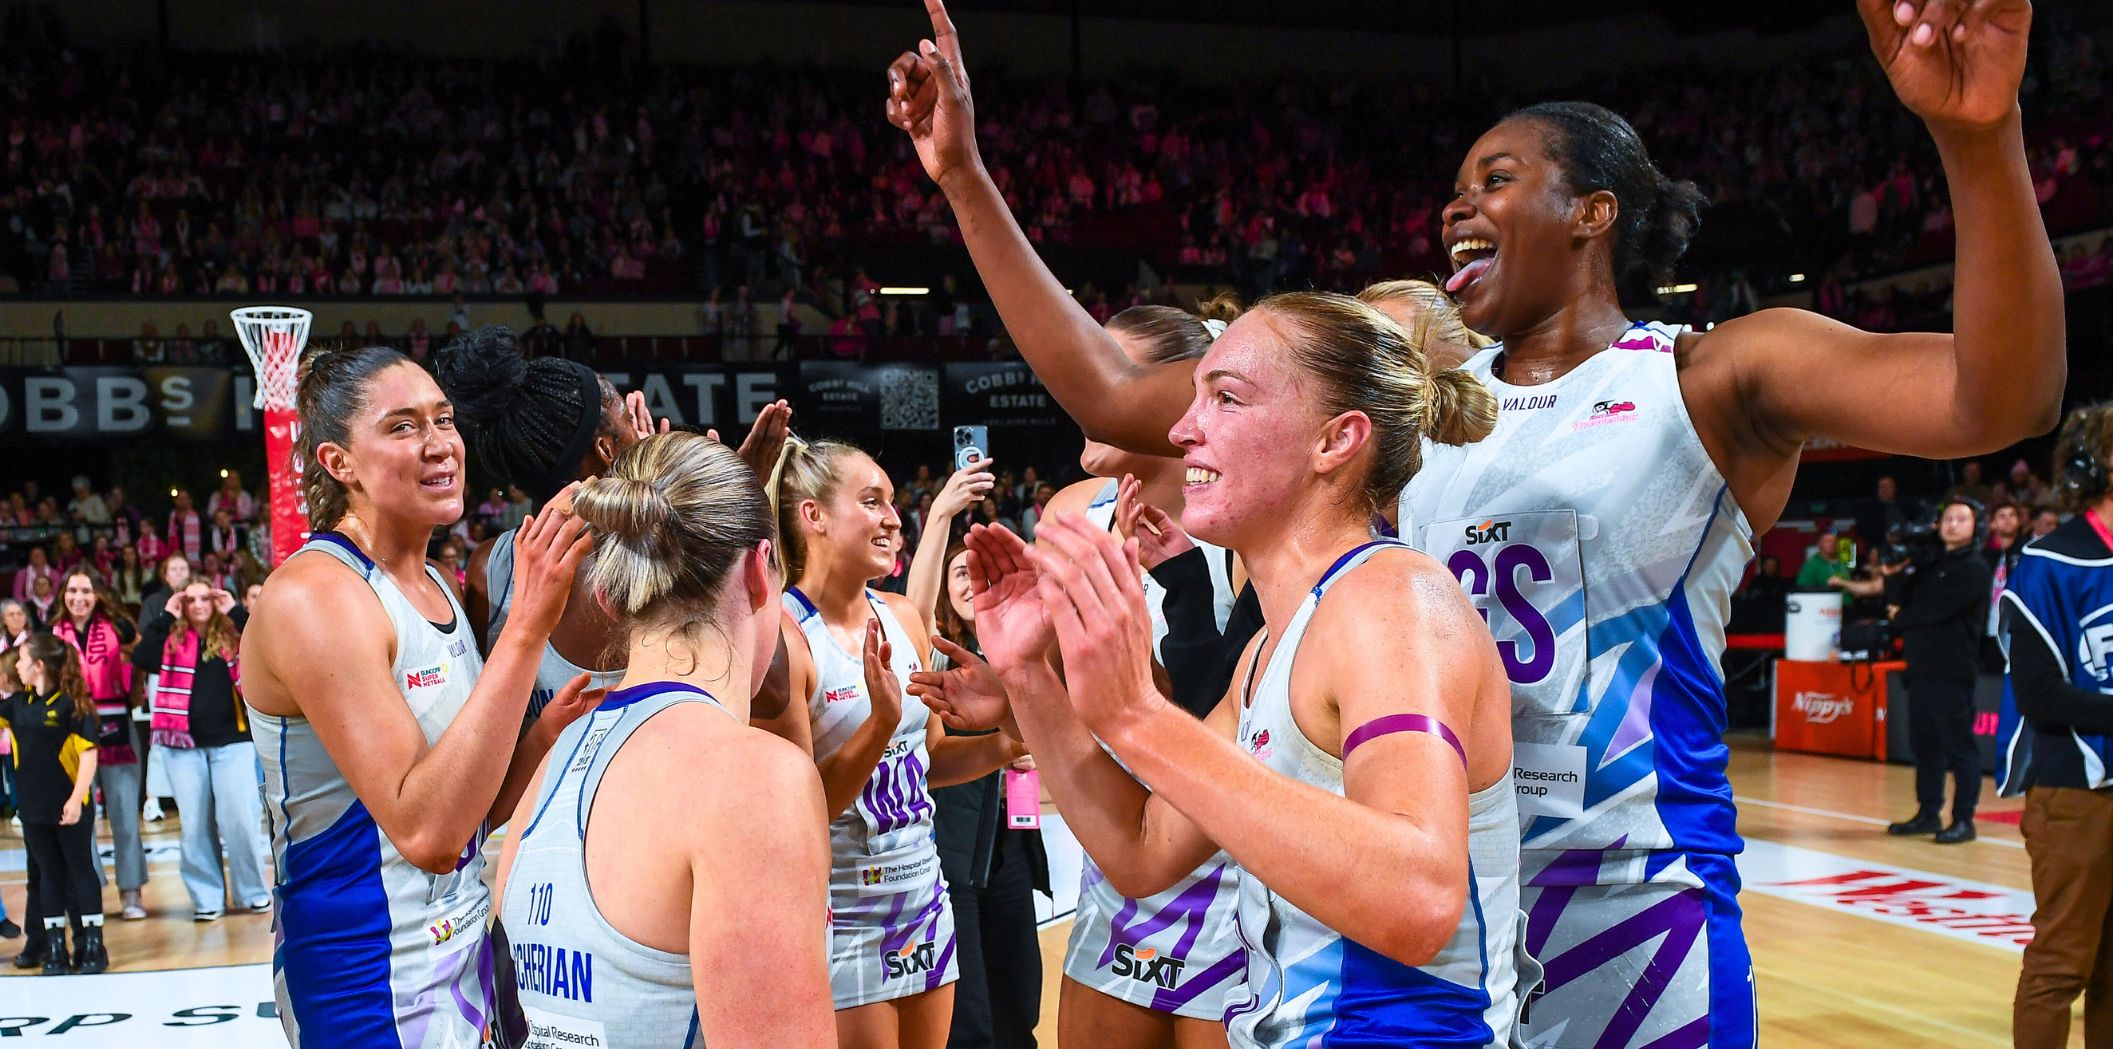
[
  {"left": 2001, "top": 405, "right": 2113, "bottom": 1049},
  {"left": 1881, "top": 498, "right": 1994, "bottom": 844}
]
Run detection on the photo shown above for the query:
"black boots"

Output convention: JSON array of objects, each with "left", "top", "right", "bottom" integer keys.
[
  {"left": 12, "top": 928, "right": 47, "bottom": 970},
  {"left": 39, "top": 925, "right": 71, "bottom": 976},
  {"left": 1887, "top": 811, "right": 1942, "bottom": 835},
  {"left": 73, "top": 925, "right": 107, "bottom": 974},
  {"left": 1935, "top": 820, "right": 1978, "bottom": 844}
]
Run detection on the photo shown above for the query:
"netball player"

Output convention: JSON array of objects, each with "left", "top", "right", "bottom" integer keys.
[
  {"left": 438, "top": 326, "right": 797, "bottom": 729},
  {"left": 492, "top": 432, "right": 835, "bottom": 1048},
  {"left": 242, "top": 345, "right": 595, "bottom": 1048},
  {"left": 772, "top": 437, "right": 1027, "bottom": 1049},
  {"left": 891, "top": 3, "right": 2064, "bottom": 1043},
  {"left": 925, "top": 294, "right": 1521, "bottom": 1045}
]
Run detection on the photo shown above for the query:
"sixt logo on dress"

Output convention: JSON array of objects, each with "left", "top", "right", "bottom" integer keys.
[
  {"left": 405, "top": 664, "right": 447, "bottom": 689},
  {"left": 1109, "top": 944, "right": 1185, "bottom": 989},
  {"left": 882, "top": 940, "right": 939, "bottom": 980},
  {"left": 1464, "top": 519, "right": 1513, "bottom": 546}
]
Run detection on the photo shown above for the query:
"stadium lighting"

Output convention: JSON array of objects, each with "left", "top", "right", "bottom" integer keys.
[
  {"left": 879, "top": 286, "right": 931, "bottom": 296},
  {"left": 1656, "top": 282, "right": 1699, "bottom": 295},
  {"left": 1787, "top": 273, "right": 1807, "bottom": 283}
]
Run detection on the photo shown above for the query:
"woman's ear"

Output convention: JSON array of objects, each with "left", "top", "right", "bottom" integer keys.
[{"left": 1311, "top": 410, "right": 1372, "bottom": 479}]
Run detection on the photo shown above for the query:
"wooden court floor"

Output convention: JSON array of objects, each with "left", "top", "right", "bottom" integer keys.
[{"left": 0, "top": 733, "right": 2082, "bottom": 1047}]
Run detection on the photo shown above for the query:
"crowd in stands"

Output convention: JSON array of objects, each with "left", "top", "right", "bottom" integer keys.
[{"left": 4, "top": 6, "right": 2109, "bottom": 349}]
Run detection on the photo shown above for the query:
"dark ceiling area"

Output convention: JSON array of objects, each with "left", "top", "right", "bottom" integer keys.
[{"left": 735, "top": 0, "right": 1850, "bottom": 37}]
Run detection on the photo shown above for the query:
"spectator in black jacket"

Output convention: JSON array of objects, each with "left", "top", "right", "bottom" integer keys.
[
  {"left": 1883, "top": 499, "right": 1996, "bottom": 844},
  {"left": 2001, "top": 405, "right": 2113, "bottom": 1049},
  {"left": 131, "top": 582, "right": 269, "bottom": 921}
]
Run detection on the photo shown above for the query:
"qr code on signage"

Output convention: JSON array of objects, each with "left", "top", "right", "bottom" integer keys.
[{"left": 879, "top": 366, "right": 940, "bottom": 431}]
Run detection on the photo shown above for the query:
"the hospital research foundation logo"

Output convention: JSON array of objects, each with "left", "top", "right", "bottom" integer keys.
[
  {"left": 882, "top": 940, "right": 939, "bottom": 980},
  {"left": 1792, "top": 691, "right": 1854, "bottom": 725},
  {"left": 1246, "top": 729, "right": 1273, "bottom": 762},
  {"left": 1109, "top": 943, "right": 1186, "bottom": 990},
  {"left": 1573, "top": 397, "right": 1641, "bottom": 431}
]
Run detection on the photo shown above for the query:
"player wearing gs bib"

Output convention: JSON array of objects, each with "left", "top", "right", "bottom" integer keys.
[
  {"left": 1397, "top": 323, "right": 1754, "bottom": 1047},
  {"left": 1065, "top": 478, "right": 1246, "bottom": 1025},
  {"left": 241, "top": 343, "right": 596, "bottom": 1049},
  {"left": 772, "top": 437, "right": 1025, "bottom": 1049}
]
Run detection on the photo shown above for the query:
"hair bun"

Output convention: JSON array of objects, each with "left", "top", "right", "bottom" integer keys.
[
  {"left": 1423, "top": 368, "right": 1498, "bottom": 447},
  {"left": 434, "top": 326, "right": 530, "bottom": 426},
  {"left": 574, "top": 474, "right": 672, "bottom": 554}
]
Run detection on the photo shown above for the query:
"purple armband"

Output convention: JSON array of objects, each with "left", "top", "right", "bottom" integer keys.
[{"left": 1342, "top": 713, "right": 1466, "bottom": 767}]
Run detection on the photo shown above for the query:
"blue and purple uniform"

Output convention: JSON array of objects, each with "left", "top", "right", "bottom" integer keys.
[{"left": 786, "top": 587, "right": 959, "bottom": 1010}]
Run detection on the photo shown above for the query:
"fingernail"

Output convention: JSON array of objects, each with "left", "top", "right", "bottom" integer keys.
[
  {"left": 1893, "top": 1, "right": 1914, "bottom": 24},
  {"left": 1912, "top": 22, "right": 1933, "bottom": 44}
]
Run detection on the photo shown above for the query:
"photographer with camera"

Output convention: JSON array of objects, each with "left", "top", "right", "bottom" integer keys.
[
  {"left": 1881, "top": 497, "right": 1994, "bottom": 844},
  {"left": 2000, "top": 405, "right": 2113, "bottom": 1049}
]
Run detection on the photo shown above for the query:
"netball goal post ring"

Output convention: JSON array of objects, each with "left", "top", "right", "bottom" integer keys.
[{"left": 231, "top": 306, "right": 314, "bottom": 567}]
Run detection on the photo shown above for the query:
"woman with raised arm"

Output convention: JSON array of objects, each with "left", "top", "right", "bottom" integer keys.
[
  {"left": 240, "top": 345, "right": 594, "bottom": 1049},
  {"left": 772, "top": 436, "right": 1025, "bottom": 1049},
  {"left": 491, "top": 432, "right": 835, "bottom": 1049},
  {"left": 923, "top": 294, "right": 1522, "bottom": 1047},
  {"left": 892, "top": 4, "right": 2065, "bottom": 1043}
]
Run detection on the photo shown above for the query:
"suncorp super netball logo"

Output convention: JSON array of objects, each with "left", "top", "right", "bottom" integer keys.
[{"left": 1792, "top": 691, "right": 1853, "bottom": 725}]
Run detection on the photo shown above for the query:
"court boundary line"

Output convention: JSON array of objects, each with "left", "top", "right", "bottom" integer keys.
[{"left": 1742, "top": 797, "right": 2024, "bottom": 849}]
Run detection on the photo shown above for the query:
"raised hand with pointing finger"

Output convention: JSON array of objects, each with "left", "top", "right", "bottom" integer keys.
[{"left": 886, "top": 0, "right": 982, "bottom": 192}]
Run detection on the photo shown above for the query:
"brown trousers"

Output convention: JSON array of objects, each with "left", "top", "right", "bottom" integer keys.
[{"left": 2017, "top": 785, "right": 2113, "bottom": 1048}]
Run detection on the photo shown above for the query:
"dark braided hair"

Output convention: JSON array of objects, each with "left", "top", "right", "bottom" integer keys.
[
  {"left": 1507, "top": 101, "right": 1707, "bottom": 285},
  {"left": 435, "top": 326, "right": 618, "bottom": 505}
]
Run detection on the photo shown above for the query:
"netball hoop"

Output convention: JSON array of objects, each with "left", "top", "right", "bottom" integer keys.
[{"left": 231, "top": 306, "right": 312, "bottom": 569}]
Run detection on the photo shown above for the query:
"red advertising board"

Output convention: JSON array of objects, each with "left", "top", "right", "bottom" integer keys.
[{"left": 1773, "top": 659, "right": 1905, "bottom": 761}]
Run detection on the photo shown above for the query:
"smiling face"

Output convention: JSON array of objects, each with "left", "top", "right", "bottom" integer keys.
[
  {"left": 1442, "top": 118, "right": 1598, "bottom": 339},
  {"left": 804, "top": 452, "right": 901, "bottom": 582},
  {"left": 1168, "top": 312, "right": 1333, "bottom": 551},
  {"left": 62, "top": 573, "right": 97, "bottom": 621},
  {"left": 946, "top": 549, "right": 975, "bottom": 626},
  {"left": 318, "top": 362, "right": 466, "bottom": 529}
]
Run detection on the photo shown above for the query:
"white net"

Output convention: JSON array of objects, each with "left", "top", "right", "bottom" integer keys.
[{"left": 230, "top": 305, "right": 313, "bottom": 411}]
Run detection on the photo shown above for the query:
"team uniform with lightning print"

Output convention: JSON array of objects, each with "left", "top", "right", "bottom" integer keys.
[
  {"left": 1397, "top": 322, "right": 1759, "bottom": 1049},
  {"left": 785, "top": 586, "right": 960, "bottom": 1010}
]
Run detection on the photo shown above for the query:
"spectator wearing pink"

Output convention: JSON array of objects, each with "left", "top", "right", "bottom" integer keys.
[
  {"left": 207, "top": 510, "right": 242, "bottom": 560},
  {"left": 11, "top": 546, "right": 57, "bottom": 603},
  {"left": 168, "top": 490, "right": 203, "bottom": 560},
  {"left": 137, "top": 527, "right": 168, "bottom": 566},
  {"left": 208, "top": 472, "right": 255, "bottom": 524}
]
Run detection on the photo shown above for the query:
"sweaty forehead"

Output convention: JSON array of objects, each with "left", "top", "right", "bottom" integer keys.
[
  {"left": 1458, "top": 119, "right": 1554, "bottom": 180},
  {"left": 1198, "top": 313, "right": 1299, "bottom": 389}
]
